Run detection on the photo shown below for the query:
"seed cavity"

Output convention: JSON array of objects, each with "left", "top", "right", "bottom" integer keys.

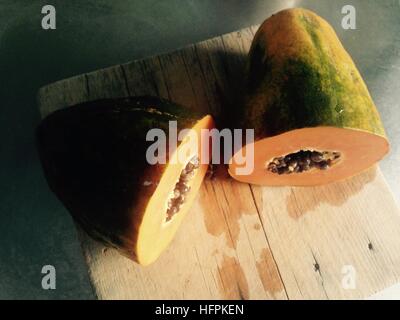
[
  {"left": 267, "top": 150, "right": 341, "bottom": 175},
  {"left": 166, "top": 156, "right": 200, "bottom": 222}
]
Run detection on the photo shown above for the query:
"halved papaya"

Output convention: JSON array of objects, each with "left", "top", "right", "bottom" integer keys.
[
  {"left": 36, "top": 96, "right": 214, "bottom": 265},
  {"left": 229, "top": 8, "right": 389, "bottom": 186}
]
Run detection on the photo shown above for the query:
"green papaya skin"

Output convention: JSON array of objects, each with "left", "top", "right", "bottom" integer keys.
[{"left": 243, "top": 8, "right": 387, "bottom": 140}]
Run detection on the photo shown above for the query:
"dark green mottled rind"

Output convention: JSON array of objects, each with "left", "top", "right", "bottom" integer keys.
[
  {"left": 243, "top": 9, "right": 386, "bottom": 140},
  {"left": 36, "top": 96, "right": 202, "bottom": 259}
]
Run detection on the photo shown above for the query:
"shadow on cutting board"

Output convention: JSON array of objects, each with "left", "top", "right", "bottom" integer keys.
[{"left": 286, "top": 166, "right": 377, "bottom": 219}]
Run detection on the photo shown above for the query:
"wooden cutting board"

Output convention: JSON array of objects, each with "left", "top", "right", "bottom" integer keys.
[{"left": 37, "top": 25, "right": 400, "bottom": 300}]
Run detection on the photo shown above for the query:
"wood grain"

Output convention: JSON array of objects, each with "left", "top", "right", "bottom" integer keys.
[{"left": 37, "top": 25, "right": 400, "bottom": 300}]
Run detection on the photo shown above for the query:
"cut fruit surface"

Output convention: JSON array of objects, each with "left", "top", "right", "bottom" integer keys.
[
  {"left": 136, "top": 114, "right": 213, "bottom": 265},
  {"left": 36, "top": 96, "right": 214, "bottom": 265},
  {"left": 229, "top": 127, "right": 388, "bottom": 186},
  {"left": 229, "top": 8, "right": 389, "bottom": 186}
]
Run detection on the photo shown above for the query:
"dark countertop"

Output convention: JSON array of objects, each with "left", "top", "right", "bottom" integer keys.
[{"left": 0, "top": 0, "right": 399, "bottom": 299}]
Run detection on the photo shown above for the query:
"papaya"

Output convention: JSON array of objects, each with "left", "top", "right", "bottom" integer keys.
[
  {"left": 229, "top": 8, "right": 389, "bottom": 186},
  {"left": 36, "top": 96, "right": 214, "bottom": 265}
]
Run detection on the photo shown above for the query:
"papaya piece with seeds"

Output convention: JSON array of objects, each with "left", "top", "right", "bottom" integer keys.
[
  {"left": 36, "top": 96, "right": 214, "bottom": 265},
  {"left": 229, "top": 8, "right": 389, "bottom": 186}
]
